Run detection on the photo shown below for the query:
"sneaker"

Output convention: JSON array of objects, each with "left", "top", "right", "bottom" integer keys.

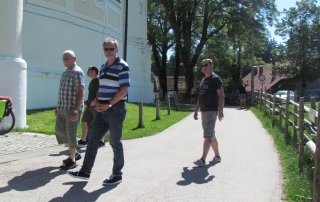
[
  {"left": 98, "top": 141, "right": 106, "bottom": 148},
  {"left": 60, "top": 158, "right": 76, "bottom": 170},
  {"left": 193, "top": 159, "right": 206, "bottom": 167},
  {"left": 67, "top": 169, "right": 90, "bottom": 180},
  {"left": 63, "top": 152, "right": 82, "bottom": 165},
  {"left": 75, "top": 152, "right": 82, "bottom": 161},
  {"left": 102, "top": 174, "right": 122, "bottom": 186},
  {"left": 209, "top": 156, "right": 221, "bottom": 164},
  {"left": 78, "top": 139, "right": 87, "bottom": 147}
]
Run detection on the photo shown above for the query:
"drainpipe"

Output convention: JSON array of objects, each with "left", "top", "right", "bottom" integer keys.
[{"left": 124, "top": 0, "right": 128, "bottom": 61}]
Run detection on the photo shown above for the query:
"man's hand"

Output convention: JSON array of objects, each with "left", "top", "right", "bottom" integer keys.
[
  {"left": 70, "top": 112, "right": 78, "bottom": 122},
  {"left": 218, "top": 111, "right": 224, "bottom": 121},
  {"left": 193, "top": 112, "right": 198, "bottom": 120},
  {"left": 94, "top": 102, "right": 109, "bottom": 112},
  {"left": 90, "top": 100, "right": 96, "bottom": 106}
]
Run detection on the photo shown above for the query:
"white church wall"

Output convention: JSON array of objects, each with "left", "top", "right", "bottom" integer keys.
[{"left": 20, "top": 0, "right": 153, "bottom": 109}]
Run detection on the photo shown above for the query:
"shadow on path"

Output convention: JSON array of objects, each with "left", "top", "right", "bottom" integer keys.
[
  {"left": 177, "top": 165, "right": 216, "bottom": 186},
  {"left": 49, "top": 181, "right": 116, "bottom": 201},
  {"left": 0, "top": 166, "right": 64, "bottom": 193}
]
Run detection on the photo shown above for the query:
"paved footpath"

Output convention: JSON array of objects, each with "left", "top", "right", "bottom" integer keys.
[{"left": 0, "top": 107, "right": 284, "bottom": 202}]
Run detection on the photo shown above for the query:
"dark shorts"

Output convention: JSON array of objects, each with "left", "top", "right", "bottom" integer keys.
[
  {"left": 190, "top": 95, "right": 196, "bottom": 98},
  {"left": 239, "top": 94, "right": 246, "bottom": 99},
  {"left": 81, "top": 106, "right": 97, "bottom": 123}
]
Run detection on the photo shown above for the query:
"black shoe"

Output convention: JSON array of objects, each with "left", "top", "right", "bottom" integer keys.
[
  {"left": 75, "top": 152, "right": 82, "bottom": 161},
  {"left": 99, "top": 141, "right": 106, "bottom": 148},
  {"left": 63, "top": 152, "right": 81, "bottom": 165},
  {"left": 78, "top": 139, "right": 87, "bottom": 147},
  {"left": 102, "top": 174, "right": 122, "bottom": 186},
  {"left": 67, "top": 169, "right": 90, "bottom": 180},
  {"left": 60, "top": 158, "right": 76, "bottom": 170}
]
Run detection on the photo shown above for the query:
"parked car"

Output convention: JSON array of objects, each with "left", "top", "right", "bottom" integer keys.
[{"left": 275, "top": 90, "right": 295, "bottom": 103}]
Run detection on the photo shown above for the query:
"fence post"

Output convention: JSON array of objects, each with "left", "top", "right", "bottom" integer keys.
[
  {"left": 272, "top": 94, "right": 276, "bottom": 127},
  {"left": 166, "top": 94, "right": 171, "bottom": 115},
  {"left": 311, "top": 97, "right": 316, "bottom": 110},
  {"left": 260, "top": 88, "right": 263, "bottom": 110},
  {"left": 173, "top": 91, "right": 179, "bottom": 111},
  {"left": 137, "top": 102, "right": 145, "bottom": 128},
  {"left": 264, "top": 86, "right": 267, "bottom": 115},
  {"left": 284, "top": 90, "right": 290, "bottom": 142},
  {"left": 298, "top": 97, "right": 305, "bottom": 170},
  {"left": 312, "top": 103, "right": 320, "bottom": 201},
  {"left": 155, "top": 94, "right": 161, "bottom": 120},
  {"left": 311, "top": 97, "right": 317, "bottom": 125}
]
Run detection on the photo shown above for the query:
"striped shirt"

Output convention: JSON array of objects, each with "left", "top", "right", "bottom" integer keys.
[
  {"left": 98, "top": 56, "right": 130, "bottom": 103},
  {"left": 57, "top": 64, "right": 85, "bottom": 111}
]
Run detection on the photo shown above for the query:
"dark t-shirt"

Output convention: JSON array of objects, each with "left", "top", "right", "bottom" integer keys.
[
  {"left": 238, "top": 83, "right": 247, "bottom": 94},
  {"left": 87, "top": 77, "right": 99, "bottom": 106},
  {"left": 198, "top": 74, "right": 223, "bottom": 111}
]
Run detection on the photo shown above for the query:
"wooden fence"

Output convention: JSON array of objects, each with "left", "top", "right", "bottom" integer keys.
[{"left": 254, "top": 89, "right": 320, "bottom": 201}]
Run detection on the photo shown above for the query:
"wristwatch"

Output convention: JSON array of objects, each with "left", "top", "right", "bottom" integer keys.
[
  {"left": 108, "top": 103, "right": 112, "bottom": 108},
  {"left": 73, "top": 109, "right": 78, "bottom": 114}
]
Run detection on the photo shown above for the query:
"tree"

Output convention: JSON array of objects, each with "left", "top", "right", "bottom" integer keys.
[
  {"left": 147, "top": 1, "right": 174, "bottom": 97},
  {"left": 159, "top": 0, "right": 277, "bottom": 95},
  {"left": 275, "top": 0, "right": 320, "bottom": 95}
]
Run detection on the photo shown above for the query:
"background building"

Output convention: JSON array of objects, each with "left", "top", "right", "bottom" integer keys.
[{"left": 0, "top": 0, "right": 153, "bottom": 128}]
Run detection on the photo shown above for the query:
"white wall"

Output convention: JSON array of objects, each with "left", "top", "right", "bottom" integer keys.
[{"left": 21, "top": 0, "right": 153, "bottom": 109}]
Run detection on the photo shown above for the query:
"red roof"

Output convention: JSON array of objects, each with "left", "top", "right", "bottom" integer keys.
[{"left": 242, "top": 65, "right": 289, "bottom": 92}]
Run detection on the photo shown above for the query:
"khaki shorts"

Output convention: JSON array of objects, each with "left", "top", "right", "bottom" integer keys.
[
  {"left": 201, "top": 111, "right": 218, "bottom": 138},
  {"left": 55, "top": 109, "right": 81, "bottom": 148}
]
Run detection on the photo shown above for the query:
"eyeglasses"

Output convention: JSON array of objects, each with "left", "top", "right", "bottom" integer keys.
[
  {"left": 62, "top": 57, "right": 73, "bottom": 61},
  {"left": 104, "top": 48, "right": 115, "bottom": 51},
  {"left": 201, "top": 64, "right": 209, "bottom": 67}
]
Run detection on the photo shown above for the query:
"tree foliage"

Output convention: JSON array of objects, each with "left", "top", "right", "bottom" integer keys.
[
  {"left": 148, "top": 0, "right": 277, "bottom": 95},
  {"left": 275, "top": 0, "right": 320, "bottom": 95}
]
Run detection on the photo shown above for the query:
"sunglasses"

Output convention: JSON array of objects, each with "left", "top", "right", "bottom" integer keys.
[
  {"left": 104, "top": 48, "right": 115, "bottom": 51},
  {"left": 201, "top": 64, "right": 209, "bottom": 67},
  {"left": 62, "top": 57, "right": 73, "bottom": 61}
]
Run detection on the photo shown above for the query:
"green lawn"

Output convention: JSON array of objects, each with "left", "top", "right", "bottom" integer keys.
[
  {"left": 250, "top": 103, "right": 315, "bottom": 201},
  {"left": 13, "top": 102, "right": 192, "bottom": 140}
]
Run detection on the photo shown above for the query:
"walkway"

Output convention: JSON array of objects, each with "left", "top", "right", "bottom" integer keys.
[{"left": 0, "top": 106, "right": 283, "bottom": 201}]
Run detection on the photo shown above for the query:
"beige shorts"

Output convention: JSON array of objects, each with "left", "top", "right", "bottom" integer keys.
[
  {"left": 201, "top": 111, "right": 218, "bottom": 138},
  {"left": 55, "top": 109, "right": 81, "bottom": 148}
]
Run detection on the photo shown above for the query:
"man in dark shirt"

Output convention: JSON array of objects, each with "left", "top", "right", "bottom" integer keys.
[
  {"left": 193, "top": 59, "right": 224, "bottom": 167},
  {"left": 78, "top": 66, "right": 105, "bottom": 147},
  {"left": 238, "top": 79, "right": 248, "bottom": 109}
]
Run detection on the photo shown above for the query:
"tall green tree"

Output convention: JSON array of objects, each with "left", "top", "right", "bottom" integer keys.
[
  {"left": 275, "top": 0, "right": 320, "bottom": 95},
  {"left": 147, "top": 1, "right": 174, "bottom": 97},
  {"left": 159, "top": 0, "right": 277, "bottom": 95}
]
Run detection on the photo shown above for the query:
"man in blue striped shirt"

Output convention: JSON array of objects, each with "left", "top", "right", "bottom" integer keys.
[{"left": 68, "top": 38, "right": 130, "bottom": 186}]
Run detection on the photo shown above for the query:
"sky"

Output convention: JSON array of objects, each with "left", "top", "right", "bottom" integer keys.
[{"left": 269, "top": 0, "right": 320, "bottom": 42}]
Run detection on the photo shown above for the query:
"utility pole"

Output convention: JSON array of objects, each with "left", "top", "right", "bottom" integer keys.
[{"left": 251, "top": 32, "right": 255, "bottom": 104}]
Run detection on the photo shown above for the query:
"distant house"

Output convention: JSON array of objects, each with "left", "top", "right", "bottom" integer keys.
[
  {"left": 154, "top": 76, "right": 186, "bottom": 99},
  {"left": 242, "top": 65, "right": 320, "bottom": 100},
  {"left": 242, "top": 65, "right": 294, "bottom": 94}
]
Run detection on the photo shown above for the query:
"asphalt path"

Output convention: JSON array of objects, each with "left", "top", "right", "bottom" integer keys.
[{"left": 0, "top": 106, "right": 283, "bottom": 202}]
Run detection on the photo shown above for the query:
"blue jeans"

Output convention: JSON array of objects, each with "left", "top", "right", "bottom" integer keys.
[{"left": 82, "top": 102, "right": 126, "bottom": 176}]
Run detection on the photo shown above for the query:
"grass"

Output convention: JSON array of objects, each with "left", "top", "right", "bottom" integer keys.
[
  {"left": 250, "top": 104, "right": 314, "bottom": 201},
  {"left": 13, "top": 102, "right": 192, "bottom": 140}
]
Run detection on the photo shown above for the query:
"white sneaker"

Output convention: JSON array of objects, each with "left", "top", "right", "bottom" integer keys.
[
  {"left": 209, "top": 156, "right": 221, "bottom": 164},
  {"left": 193, "top": 159, "right": 206, "bottom": 167}
]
